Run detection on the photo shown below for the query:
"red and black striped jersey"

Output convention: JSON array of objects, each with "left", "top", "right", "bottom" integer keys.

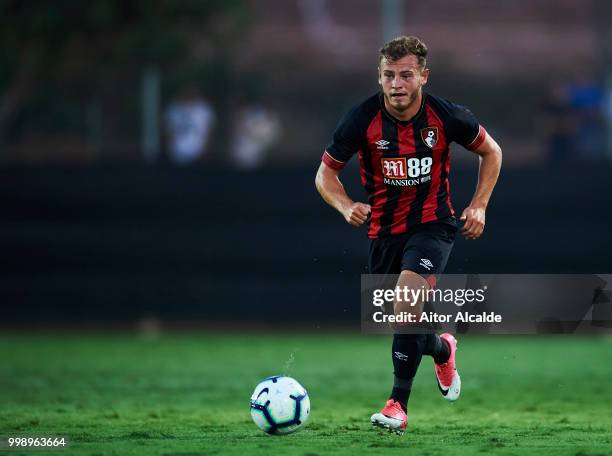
[{"left": 322, "top": 92, "right": 486, "bottom": 239}]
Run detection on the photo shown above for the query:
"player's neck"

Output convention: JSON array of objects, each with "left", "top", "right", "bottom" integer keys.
[{"left": 383, "top": 90, "right": 423, "bottom": 122}]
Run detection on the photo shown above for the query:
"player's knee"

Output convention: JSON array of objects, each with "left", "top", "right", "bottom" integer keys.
[
  {"left": 393, "top": 270, "right": 430, "bottom": 324},
  {"left": 398, "top": 269, "right": 430, "bottom": 288}
]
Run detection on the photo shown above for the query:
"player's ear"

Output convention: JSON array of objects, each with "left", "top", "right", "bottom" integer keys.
[
  {"left": 377, "top": 67, "right": 382, "bottom": 86},
  {"left": 420, "top": 68, "right": 430, "bottom": 85}
]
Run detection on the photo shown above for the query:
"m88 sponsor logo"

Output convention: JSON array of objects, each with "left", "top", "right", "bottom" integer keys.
[{"left": 381, "top": 157, "right": 433, "bottom": 186}]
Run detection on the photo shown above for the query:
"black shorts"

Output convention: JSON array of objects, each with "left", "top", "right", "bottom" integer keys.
[{"left": 368, "top": 218, "right": 457, "bottom": 279}]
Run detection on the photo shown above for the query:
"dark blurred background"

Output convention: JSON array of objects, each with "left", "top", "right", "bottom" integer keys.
[{"left": 1, "top": 0, "right": 611, "bottom": 326}]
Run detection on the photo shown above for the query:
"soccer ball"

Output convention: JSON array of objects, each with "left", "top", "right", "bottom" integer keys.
[{"left": 249, "top": 376, "right": 310, "bottom": 435}]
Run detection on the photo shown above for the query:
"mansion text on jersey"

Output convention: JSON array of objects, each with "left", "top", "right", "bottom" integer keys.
[{"left": 384, "top": 175, "right": 432, "bottom": 186}]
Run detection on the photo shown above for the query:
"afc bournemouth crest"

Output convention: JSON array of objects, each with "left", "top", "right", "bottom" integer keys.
[{"left": 420, "top": 127, "right": 438, "bottom": 149}]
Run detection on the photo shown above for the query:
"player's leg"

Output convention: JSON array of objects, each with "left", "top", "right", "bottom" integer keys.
[
  {"left": 402, "top": 222, "right": 461, "bottom": 401},
  {"left": 368, "top": 236, "right": 411, "bottom": 434},
  {"left": 387, "top": 270, "right": 435, "bottom": 413},
  {"left": 371, "top": 268, "right": 439, "bottom": 433}
]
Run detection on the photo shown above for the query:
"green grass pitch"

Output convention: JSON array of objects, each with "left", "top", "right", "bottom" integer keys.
[{"left": 1, "top": 333, "right": 611, "bottom": 455}]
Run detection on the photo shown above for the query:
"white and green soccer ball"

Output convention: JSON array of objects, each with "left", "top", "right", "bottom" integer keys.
[{"left": 249, "top": 376, "right": 310, "bottom": 435}]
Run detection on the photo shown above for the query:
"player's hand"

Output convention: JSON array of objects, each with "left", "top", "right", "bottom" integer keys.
[
  {"left": 343, "top": 202, "right": 371, "bottom": 227},
  {"left": 460, "top": 206, "right": 486, "bottom": 240}
]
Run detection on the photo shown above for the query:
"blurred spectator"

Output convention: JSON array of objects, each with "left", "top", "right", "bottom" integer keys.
[
  {"left": 540, "top": 81, "right": 576, "bottom": 164},
  {"left": 231, "top": 103, "right": 281, "bottom": 169},
  {"left": 164, "top": 87, "right": 215, "bottom": 165}
]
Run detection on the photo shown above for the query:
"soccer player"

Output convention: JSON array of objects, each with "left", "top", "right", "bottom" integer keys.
[{"left": 315, "top": 36, "right": 502, "bottom": 435}]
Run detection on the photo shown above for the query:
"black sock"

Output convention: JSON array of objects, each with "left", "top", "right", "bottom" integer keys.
[
  {"left": 390, "top": 376, "right": 413, "bottom": 412},
  {"left": 424, "top": 333, "right": 450, "bottom": 364},
  {"left": 389, "top": 334, "right": 426, "bottom": 411}
]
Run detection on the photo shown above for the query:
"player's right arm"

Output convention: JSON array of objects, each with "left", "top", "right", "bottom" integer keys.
[
  {"left": 315, "top": 161, "right": 371, "bottom": 227},
  {"left": 317, "top": 104, "right": 371, "bottom": 226}
]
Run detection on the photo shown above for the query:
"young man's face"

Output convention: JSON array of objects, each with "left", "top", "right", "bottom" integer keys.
[{"left": 378, "top": 54, "right": 429, "bottom": 113}]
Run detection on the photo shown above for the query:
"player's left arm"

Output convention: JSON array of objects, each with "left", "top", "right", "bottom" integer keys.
[{"left": 461, "top": 132, "right": 502, "bottom": 240}]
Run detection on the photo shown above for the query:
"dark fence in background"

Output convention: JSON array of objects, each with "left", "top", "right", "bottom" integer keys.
[{"left": 1, "top": 162, "right": 611, "bottom": 324}]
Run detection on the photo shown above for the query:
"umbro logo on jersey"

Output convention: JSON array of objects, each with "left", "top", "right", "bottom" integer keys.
[
  {"left": 375, "top": 139, "right": 390, "bottom": 150},
  {"left": 419, "top": 258, "right": 434, "bottom": 270}
]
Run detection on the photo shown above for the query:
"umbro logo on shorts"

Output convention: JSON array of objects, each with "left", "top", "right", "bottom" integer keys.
[{"left": 419, "top": 258, "right": 434, "bottom": 271}]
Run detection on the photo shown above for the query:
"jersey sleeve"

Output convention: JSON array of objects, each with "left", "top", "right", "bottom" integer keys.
[
  {"left": 446, "top": 103, "right": 486, "bottom": 151},
  {"left": 322, "top": 106, "right": 363, "bottom": 171}
]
